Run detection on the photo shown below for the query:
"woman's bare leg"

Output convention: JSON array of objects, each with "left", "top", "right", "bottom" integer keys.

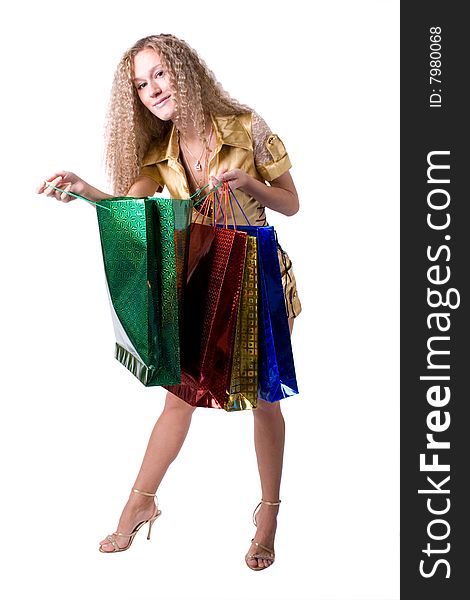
[
  {"left": 246, "top": 317, "right": 293, "bottom": 569},
  {"left": 99, "top": 391, "right": 195, "bottom": 551}
]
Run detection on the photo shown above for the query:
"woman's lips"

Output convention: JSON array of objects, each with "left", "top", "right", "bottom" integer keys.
[{"left": 153, "top": 95, "right": 170, "bottom": 108}]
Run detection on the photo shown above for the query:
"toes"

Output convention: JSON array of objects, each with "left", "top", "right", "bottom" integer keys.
[
  {"left": 261, "top": 558, "right": 272, "bottom": 569},
  {"left": 99, "top": 535, "right": 120, "bottom": 552},
  {"left": 246, "top": 555, "right": 274, "bottom": 570}
]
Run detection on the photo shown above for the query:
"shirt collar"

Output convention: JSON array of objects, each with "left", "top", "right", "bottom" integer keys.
[{"left": 141, "top": 113, "right": 252, "bottom": 167}]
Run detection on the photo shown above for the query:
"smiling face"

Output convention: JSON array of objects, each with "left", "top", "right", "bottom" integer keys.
[{"left": 133, "top": 48, "right": 177, "bottom": 121}]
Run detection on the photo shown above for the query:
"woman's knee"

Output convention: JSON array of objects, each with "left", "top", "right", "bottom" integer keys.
[
  {"left": 253, "top": 398, "right": 283, "bottom": 419},
  {"left": 163, "top": 391, "right": 196, "bottom": 416}
]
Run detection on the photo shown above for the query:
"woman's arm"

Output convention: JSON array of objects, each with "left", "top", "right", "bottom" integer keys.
[
  {"left": 211, "top": 169, "right": 299, "bottom": 217},
  {"left": 37, "top": 173, "right": 159, "bottom": 203},
  {"left": 126, "top": 176, "right": 161, "bottom": 197},
  {"left": 36, "top": 172, "right": 113, "bottom": 203}
]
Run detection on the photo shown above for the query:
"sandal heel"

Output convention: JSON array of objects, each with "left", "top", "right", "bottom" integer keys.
[{"left": 147, "top": 510, "right": 161, "bottom": 540}]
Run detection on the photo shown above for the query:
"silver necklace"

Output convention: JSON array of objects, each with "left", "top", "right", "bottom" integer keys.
[{"left": 179, "top": 127, "right": 213, "bottom": 171}]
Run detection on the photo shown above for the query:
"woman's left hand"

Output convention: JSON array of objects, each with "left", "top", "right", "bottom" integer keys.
[{"left": 210, "top": 168, "right": 250, "bottom": 191}]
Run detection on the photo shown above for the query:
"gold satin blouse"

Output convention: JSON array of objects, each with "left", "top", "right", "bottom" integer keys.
[{"left": 139, "top": 111, "right": 301, "bottom": 318}]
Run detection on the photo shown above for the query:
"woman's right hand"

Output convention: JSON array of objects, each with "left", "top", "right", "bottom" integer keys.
[{"left": 36, "top": 171, "right": 90, "bottom": 203}]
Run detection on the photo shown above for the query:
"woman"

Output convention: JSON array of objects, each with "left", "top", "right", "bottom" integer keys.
[{"left": 36, "top": 34, "right": 301, "bottom": 571}]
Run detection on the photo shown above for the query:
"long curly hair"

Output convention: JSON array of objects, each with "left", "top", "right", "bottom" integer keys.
[{"left": 104, "top": 34, "right": 251, "bottom": 195}]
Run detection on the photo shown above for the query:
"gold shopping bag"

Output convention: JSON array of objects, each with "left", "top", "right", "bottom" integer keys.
[{"left": 225, "top": 234, "right": 259, "bottom": 411}]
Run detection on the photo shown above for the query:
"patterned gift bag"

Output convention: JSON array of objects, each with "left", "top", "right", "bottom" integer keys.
[
  {"left": 225, "top": 234, "right": 259, "bottom": 411},
  {"left": 96, "top": 196, "right": 192, "bottom": 386},
  {"left": 216, "top": 183, "right": 299, "bottom": 402},
  {"left": 165, "top": 222, "right": 248, "bottom": 408}
]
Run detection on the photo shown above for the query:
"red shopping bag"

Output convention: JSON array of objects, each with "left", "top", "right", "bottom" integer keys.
[{"left": 165, "top": 222, "right": 247, "bottom": 408}]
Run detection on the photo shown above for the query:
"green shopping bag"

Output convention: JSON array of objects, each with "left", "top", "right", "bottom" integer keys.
[{"left": 96, "top": 196, "right": 192, "bottom": 386}]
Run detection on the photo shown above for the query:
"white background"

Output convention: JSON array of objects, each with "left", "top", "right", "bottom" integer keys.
[{"left": 0, "top": 1, "right": 399, "bottom": 599}]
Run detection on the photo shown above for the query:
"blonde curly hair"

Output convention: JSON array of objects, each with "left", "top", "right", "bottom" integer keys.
[{"left": 104, "top": 34, "right": 251, "bottom": 195}]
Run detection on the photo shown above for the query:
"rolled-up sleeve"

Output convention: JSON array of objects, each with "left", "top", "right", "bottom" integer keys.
[
  {"left": 252, "top": 112, "right": 292, "bottom": 181},
  {"left": 256, "top": 133, "right": 292, "bottom": 181},
  {"left": 138, "top": 165, "right": 164, "bottom": 192}
]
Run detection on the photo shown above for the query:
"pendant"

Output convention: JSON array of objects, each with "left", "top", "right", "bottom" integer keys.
[{"left": 194, "top": 160, "right": 202, "bottom": 171}]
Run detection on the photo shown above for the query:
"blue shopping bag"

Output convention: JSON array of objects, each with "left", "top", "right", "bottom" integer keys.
[
  {"left": 210, "top": 182, "right": 299, "bottom": 402},
  {"left": 234, "top": 225, "right": 298, "bottom": 402}
]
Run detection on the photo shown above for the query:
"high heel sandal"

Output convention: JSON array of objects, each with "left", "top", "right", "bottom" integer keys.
[
  {"left": 98, "top": 488, "right": 162, "bottom": 553},
  {"left": 245, "top": 499, "right": 281, "bottom": 571}
]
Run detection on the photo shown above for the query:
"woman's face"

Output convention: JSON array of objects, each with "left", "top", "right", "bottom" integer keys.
[{"left": 133, "top": 48, "right": 176, "bottom": 121}]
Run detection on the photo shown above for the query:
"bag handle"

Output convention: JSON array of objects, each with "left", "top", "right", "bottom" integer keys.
[
  {"left": 44, "top": 182, "right": 211, "bottom": 211},
  {"left": 45, "top": 180, "right": 252, "bottom": 228},
  {"left": 44, "top": 183, "right": 112, "bottom": 211},
  {"left": 224, "top": 183, "right": 251, "bottom": 227},
  {"left": 192, "top": 182, "right": 252, "bottom": 229},
  {"left": 192, "top": 181, "right": 225, "bottom": 227}
]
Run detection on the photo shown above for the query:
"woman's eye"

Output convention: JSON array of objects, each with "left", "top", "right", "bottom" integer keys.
[
  {"left": 137, "top": 82, "right": 146, "bottom": 90},
  {"left": 155, "top": 70, "right": 164, "bottom": 78}
]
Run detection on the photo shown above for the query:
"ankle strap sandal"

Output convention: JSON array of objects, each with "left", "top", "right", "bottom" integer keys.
[
  {"left": 245, "top": 499, "right": 281, "bottom": 571},
  {"left": 98, "top": 488, "right": 161, "bottom": 554}
]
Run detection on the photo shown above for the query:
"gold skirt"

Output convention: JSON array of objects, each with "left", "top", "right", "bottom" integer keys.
[{"left": 277, "top": 247, "right": 302, "bottom": 319}]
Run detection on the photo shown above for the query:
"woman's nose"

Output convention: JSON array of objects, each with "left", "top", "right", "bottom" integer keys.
[{"left": 148, "top": 80, "right": 161, "bottom": 97}]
